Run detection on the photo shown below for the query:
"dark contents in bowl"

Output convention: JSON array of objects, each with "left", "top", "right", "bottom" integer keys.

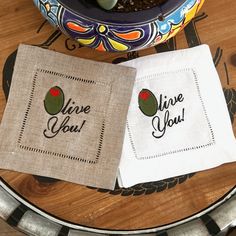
[{"left": 112, "top": 0, "right": 168, "bottom": 12}]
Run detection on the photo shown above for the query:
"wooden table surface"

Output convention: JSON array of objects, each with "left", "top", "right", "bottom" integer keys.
[
  {"left": 0, "top": 219, "right": 25, "bottom": 236},
  {"left": 0, "top": 0, "right": 236, "bottom": 235}
]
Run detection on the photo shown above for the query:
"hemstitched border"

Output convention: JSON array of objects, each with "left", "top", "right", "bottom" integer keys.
[
  {"left": 17, "top": 68, "right": 107, "bottom": 164},
  {"left": 39, "top": 68, "right": 110, "bottom": 87},
  {"left": 127, "top": 68, "right": 215, "bottom": 160},
  {"left": 19, "top": 145, "right": 97, "bottom": 164},
  {"left": 17, "top": 71, "right": 37, "bottom": 145}
]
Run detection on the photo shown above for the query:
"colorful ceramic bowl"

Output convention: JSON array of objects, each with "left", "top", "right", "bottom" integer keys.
[{"left": 33, "top": 0, "right": 204, "bottom": 52}]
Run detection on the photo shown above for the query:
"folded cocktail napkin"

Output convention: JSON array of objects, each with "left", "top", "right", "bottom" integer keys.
[
  {"left": 0, "top": 44, "right": 136, "bottom": 190},
  {"left": 118, "top": 45, "right": 236, "bottom": 188}
]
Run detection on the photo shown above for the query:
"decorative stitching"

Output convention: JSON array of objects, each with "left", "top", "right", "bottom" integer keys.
[
  {"left": 39, "top": 68, "right": 109, "bottom": 87},
  {"left": 192, "top": 69, "right": 215, "bottom": 143},
  {"left": 127, "top": 68, "right": 215, "bottom": 160},
  {"left": 135, "top": 68, "right": 198, "bottom": 83},
  {"left": 19, "top": 144, "right": 97, "bottom": 164},
  {"left": 126, "top": 122, "right": 138, "bottom": 159},
  {"left": 18, "top": 68, "right": 107, "bottom": 164},
  {"left": 96, "top": 121, "right": 105, "bottom": 160},
  {"left": 18, "top": 71, "right": 38, "bottom": 144}
]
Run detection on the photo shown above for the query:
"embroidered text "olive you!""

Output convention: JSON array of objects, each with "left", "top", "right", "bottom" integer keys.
[{"left": 44, "top": 87, "right": 90, "bottom": 139}]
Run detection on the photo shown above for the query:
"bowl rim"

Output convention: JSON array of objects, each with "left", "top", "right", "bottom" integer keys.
[{"left": 58, "top": 0, "right": 187, "bottom": 26}]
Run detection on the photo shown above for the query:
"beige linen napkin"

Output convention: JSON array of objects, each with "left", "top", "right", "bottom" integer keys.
[{"left": 0, "top": 44, "right": 136, "bottom": 190}]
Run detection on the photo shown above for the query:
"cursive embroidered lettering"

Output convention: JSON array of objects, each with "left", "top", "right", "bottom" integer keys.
[
  {"left": 152, "top": 108, "right": 185, "bottom": 139},
  {"left": 43, "top": 88, "right": 90, "bottom": 139},
  {"left": 158, "top": 93, "right": 184, "bottom": 111},
  {"left": 61, "top": 98, "right": 91, "bottom": 115},
  {"left": 44, "top": 116, "right": 86, "bottom": 138},
  {"left": 138, "top": 89, "right": 186, "bottom": 139}
]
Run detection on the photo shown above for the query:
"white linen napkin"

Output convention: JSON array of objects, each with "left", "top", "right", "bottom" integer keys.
[{"left": 118, "top": 45, "right": 236, "bottom": 188}]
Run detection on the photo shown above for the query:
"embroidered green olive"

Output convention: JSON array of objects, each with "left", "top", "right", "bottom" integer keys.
[
  {"left": 44, "top": 86, "right": 64, "bottom": 115},
  {"left": 96, "top": 0, "right": 118, "bottom": 10},
  {"left": 138, "top": 89, "right": 158, "bottom": 117}
]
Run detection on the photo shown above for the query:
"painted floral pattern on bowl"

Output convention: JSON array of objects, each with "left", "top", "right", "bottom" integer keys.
[{"left": 33, "top": 0, "right": 205, "bottom": 52}]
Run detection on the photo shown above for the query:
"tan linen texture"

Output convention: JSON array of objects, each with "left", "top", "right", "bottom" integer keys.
[{"left": 0, "top": 44, "right": 136, "bottom": 190}]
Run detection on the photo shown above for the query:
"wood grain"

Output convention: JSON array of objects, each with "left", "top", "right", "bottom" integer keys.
[{"left": 0, "top": 0, "right": 235, "bottom": 231}]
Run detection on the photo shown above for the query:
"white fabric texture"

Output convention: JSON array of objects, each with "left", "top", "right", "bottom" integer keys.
[{"left": 118, "top": 45, "right": 236, "bottom": 188}]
